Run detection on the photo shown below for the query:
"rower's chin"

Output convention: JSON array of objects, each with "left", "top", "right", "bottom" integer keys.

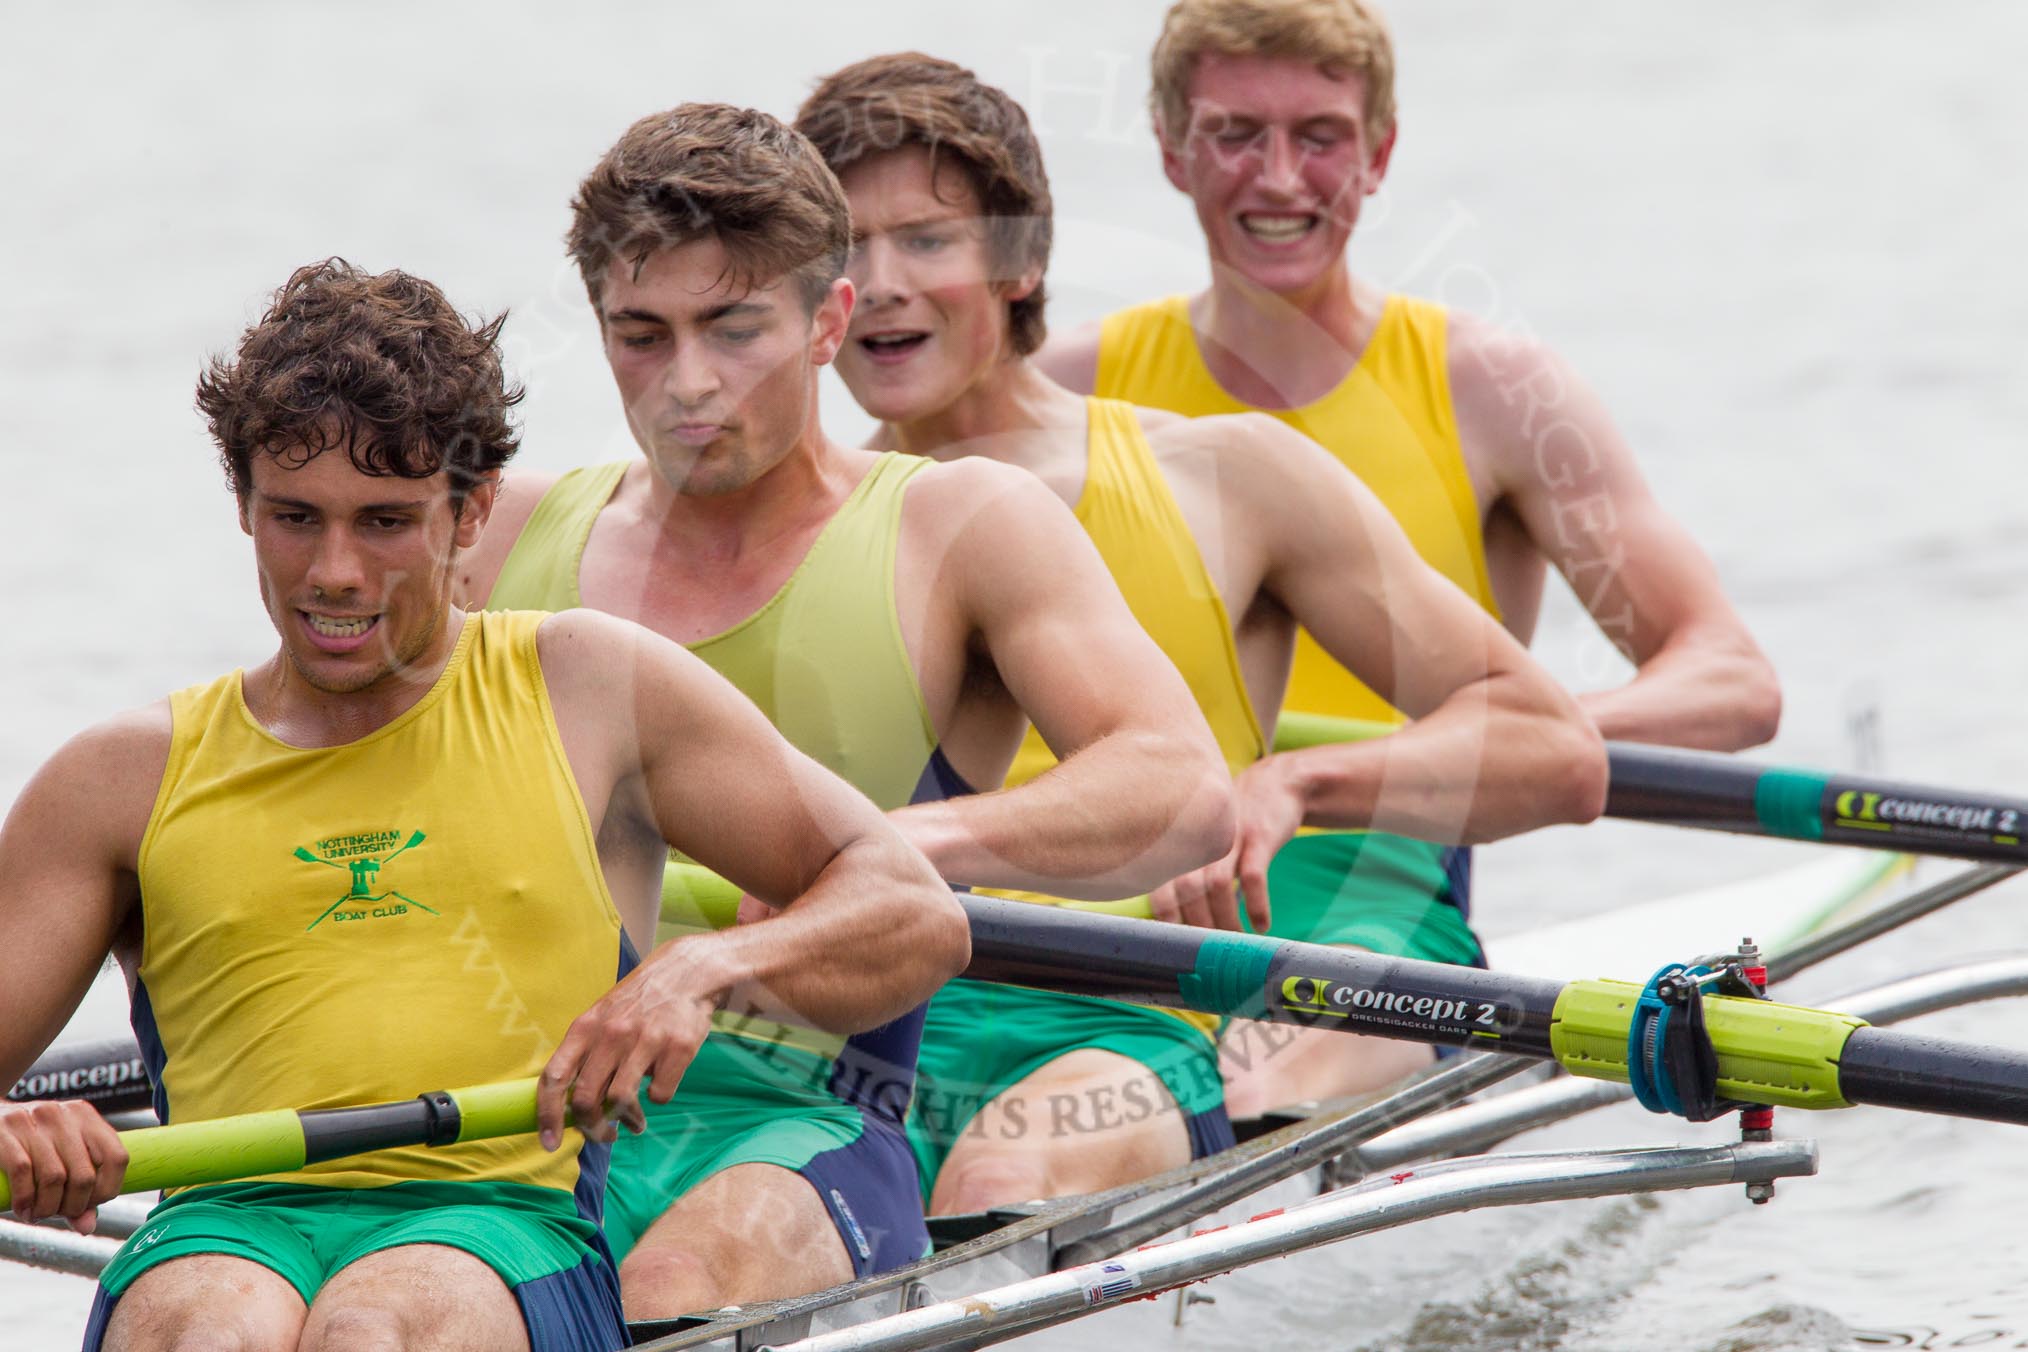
[{"left": 840, "top": 356, "right": 949, "bottom": 424}]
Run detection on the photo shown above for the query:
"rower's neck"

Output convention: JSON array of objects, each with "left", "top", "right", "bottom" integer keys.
[
  {"left": 877, "top": 357, "right": 1087, "bottom": 477},
  {"left": 249, "top": 610, "right": 466, "bottom": 748},
  {"left": 1192, "top": 262, "right": 1388, "bottom": 410}
]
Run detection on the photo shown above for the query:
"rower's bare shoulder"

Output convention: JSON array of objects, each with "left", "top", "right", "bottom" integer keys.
[
  {"left": 1147, "top": 408, "right": 1354, "bottom": 502},
  {"left": 458, "top": 468, "right": 562, "bottom": 606},
  {"left": 534, "top": 606, "right": 657, "bottom": 683},
  {"left": 13, "top": 701, "right": 174, "bottom": 860},
  {"left": 1445, "top": 309, "right": 1637, "bottom": 500},
  {"left": 1036, "top": 318, "right": 1102, "bottom": 395},
  {"left": 1445, "top": 312, "right": 1580, "bottom": 457},
  {"left": 901, "top": 454, "right": 1067, "bottom": 537}
]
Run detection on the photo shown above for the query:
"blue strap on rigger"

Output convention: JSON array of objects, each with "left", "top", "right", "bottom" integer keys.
[{"left": 1629, "top": 962, "right": 1705, "bottom": 1116}]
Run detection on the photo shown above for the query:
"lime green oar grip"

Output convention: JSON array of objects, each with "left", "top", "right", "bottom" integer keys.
[
  {"left": 0, "top": 1108, "right": 306, "bottom": 1210},
  {"left": 0, "top": 1079, "right": 546, "bottom": 1210},
  {"left": 1270, "top": 711, "right": 1402, "bottom": 752},
  {"left": 448, "top": 1078, "right": 540, "bottom": 1143}
]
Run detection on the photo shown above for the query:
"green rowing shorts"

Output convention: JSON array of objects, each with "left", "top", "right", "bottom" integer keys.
[
  {"left": 604, "top": 1030, "right": 930, "bottom": 1278},
  {"left": 83, "top": 1178, "right": 626, "bottom": 1351},
  {"left": 1248, "top": 831, "right": 1484, "bottom": 966},
  {"left": 907, "top": 978, "right": 1235, "bottom": 1201}
]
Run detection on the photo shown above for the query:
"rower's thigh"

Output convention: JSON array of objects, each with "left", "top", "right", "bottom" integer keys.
[
  {"left": 930, "top": 1049, "right": 1191, "bottom": 1214},
  {"left": 301, "top": 1242, "right": 528, "bottom": 1352},
  {"left": 97, "top": 1254, "right": 306, "bottom": 1351},
  {"left": 625, "top": 1161, "right": 851, "bottom": 1310}
]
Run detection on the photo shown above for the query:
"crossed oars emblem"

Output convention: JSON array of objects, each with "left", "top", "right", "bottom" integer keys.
[{"left": 295, "top": 831, "right": 440, "bottom": 930}]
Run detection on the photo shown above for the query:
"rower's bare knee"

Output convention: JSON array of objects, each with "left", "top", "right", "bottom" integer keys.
[
  {"left": 623, "top": 1162, "right": 850, "bottom": 1318},
  {"left": 619, "top": 1241, "right": 724, "bottom": 1318},
  {"left": 301, "top": 1242, "right": 528, "bottom": 1352},
  {"left": 101, "top": 1254, "right": 305, "bottom": 1352},
  {"left": 1221, "top": 1022, "right": 1435, "bottom": 1118},
  {"left": 930, "top": 1150, "right": 1049, "bottom": 1217},
  {"left": 930, "top": 1050, "right": 1192, "bottom": 1214}
]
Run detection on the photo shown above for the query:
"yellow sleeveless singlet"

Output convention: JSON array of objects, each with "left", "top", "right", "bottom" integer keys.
[
  {"left": 485, "top": 453, "right": 946, "bottom": 1061},
  {"left": 1007, "top": 398, "right": 1264, "bottom": 787},
  {"left": 1096, "top": 293, "right": 1500, "bottom": 724},
  {"left": 134, "top": 610, "right": 626, "bottom": 1194},
  {"left": 986, "top": 399, "right": 1265, "bottom": 1036}
]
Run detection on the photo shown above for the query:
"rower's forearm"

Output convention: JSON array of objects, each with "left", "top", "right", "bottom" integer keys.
[
  {"left": 894, "top": 731, "right": 1235, "bottom": 899},
  {"left": 690, "top": 836, "right": 968, "bottom": 1033},
  {"left": 1285, "top": 685, "right": 1606, "bottom": 843},
  {"left": 1580, "top": 645, "right": 1782, "bottom": 751}
]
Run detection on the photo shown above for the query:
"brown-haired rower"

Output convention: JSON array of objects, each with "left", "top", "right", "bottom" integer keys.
[
  {"left": 795, "top": 52, "right": 1605, "bottom": 1212},
  {"left": 458, "top": 104, "right": 1236, "bottom": 1318},
  {"left": 0, "top": 259, "right": 967, "bottom": 1351}
]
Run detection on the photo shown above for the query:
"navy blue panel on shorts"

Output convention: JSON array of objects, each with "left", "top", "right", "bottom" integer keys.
[
  {"left": 796, "top": 1114, "right": 933, "bottom": 1278},
  {"left": 1184, "top": 1103, "right": 1237, "bottom": 1160},
  {"left": 514, "top": 1252, "right": 632, "bottom": 1350}
]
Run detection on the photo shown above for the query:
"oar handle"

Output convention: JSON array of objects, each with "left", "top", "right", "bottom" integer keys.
[{"left": 0, "top": 1079, "right": 540, "bottom": 1210}]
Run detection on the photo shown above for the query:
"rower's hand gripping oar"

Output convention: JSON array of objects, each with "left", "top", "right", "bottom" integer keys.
[
  {"left": 1275, "top": 710, "right": 2028, "bottom": 866},
  {"left": 0, "top": 1079, "right": 543, "bottom": 1211}
]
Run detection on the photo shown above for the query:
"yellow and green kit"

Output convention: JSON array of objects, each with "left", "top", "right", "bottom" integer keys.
[
  {"left": 85, "top": 611, "right": 632, "bottom": 1352},
  {"left": 1096, "top": 295, "right": 1487, "bottom": 969},
  {"left": 487, "top": 453, "right": 951, "bottom": 1278},
  {"left": 908, "top": 399, "right": 1257, "bottom": 1195}
]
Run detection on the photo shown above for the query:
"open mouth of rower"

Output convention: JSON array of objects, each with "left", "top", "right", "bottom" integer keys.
[
  {"left": 1238, "top": 212, "right": 1320, "bottom": 244},
  {"left": 859, "top": 330, "right": 930, "bottom": 362},
  {"left": 300, "top": 611, "right": 381, "bottom": 650}
]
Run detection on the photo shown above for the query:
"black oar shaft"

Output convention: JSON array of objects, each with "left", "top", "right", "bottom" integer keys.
[
  {"left": 1838, "top": 1027, "right": 2028, "bottom": 1125},
  {"left": 958, "top": 896, "right": 2028, "bottom": 1128},
  {"left": 961, "top": 894, "right": 1568, "bottom": 1056},
  {"left": 7, "top": 1038, "right": 153, "bottom": 1114},
  {"left": 1607, "top": 744, "right": 2028, "bottom": 864}
]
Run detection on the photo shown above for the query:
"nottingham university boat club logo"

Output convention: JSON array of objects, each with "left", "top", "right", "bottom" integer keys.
[{"left": 296, "top": 828, "right": 442, "bottom": 931}]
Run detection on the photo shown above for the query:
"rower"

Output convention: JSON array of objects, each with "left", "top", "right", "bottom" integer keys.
[
  {"left": 793, "top": 54, "right": 1605, "bottom": 1211},
  {"left": 1039, "top": 0, "right": 1783, "bottom": 1114},
  {"left": 0, "top": 260, "right": 967, "bottom": 1351},
  {"left": 454, "top": 105, "right": 1234, "bottom": 1318}
]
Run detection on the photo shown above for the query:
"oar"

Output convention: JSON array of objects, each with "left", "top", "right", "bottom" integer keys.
[
  {"left": 1274, "top": 710, "right": 2028, "bottom": 865},
  {"left": 957, "top": 893, "right": 2028, "bottom": 1126},
  {"left": 0, "top": 1079, "right": 539, "bottom": 1210},
  {"left": 8, "top": 1038, "right": 153, "bottom": 1115},
  {"left": 1605, "top": 743, "right": 2028, "bottom": 863},
  {"left": 557, "top": 863, "right": 2028, "bottom": 1124}
]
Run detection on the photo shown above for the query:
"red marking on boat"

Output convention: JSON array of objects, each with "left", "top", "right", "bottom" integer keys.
[{"left": 1390, "top": 1171, "right": 1415, "bottom": 1184}]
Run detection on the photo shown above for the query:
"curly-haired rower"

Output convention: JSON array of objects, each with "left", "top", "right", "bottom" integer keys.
[{"left": 196, "top": 257, "right": 522, "bottom": 512}]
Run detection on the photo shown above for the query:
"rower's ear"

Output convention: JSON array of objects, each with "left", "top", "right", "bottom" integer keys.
[
  {"left": 810, "top": 275, "right": 855, "bottom": 368},
  {"left": 453, "top": 474, "right": 498, "bottom": 549},
  {"left": 1366, "top": 121, "right": 1398, "bottom": 190},
  {"left": 1158, "top": 113, "right": 1191, "bottom": 195},
  {"left": 1001, "top": 261, "right": 1044, "bottom": 306}
]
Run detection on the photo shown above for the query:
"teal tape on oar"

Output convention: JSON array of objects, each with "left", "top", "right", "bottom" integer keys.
[
  {"left": 1755, "top": 769, "right": 1829, "bottom": 841},
  {"left": 1177, "top": 932, "right": 1278, "bottom": 1018}
]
